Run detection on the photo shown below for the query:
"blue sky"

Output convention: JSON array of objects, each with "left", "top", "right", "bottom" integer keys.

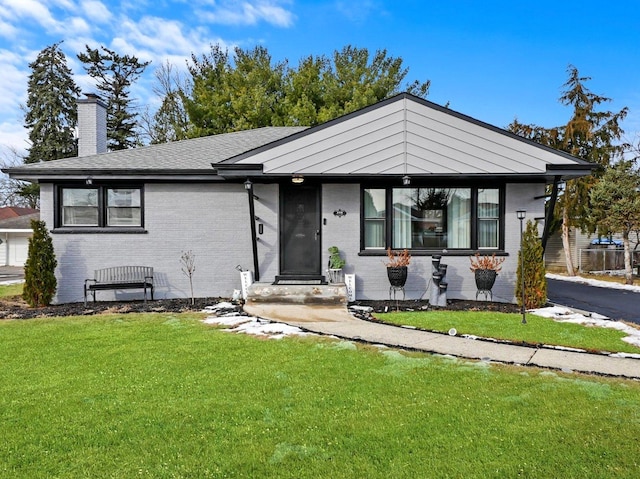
[{"left": 1, "top": 0, "right": 639, "bottom": 159}]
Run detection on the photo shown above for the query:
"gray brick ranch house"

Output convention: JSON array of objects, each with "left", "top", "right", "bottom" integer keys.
[{"left": 5, "top": 93, "right": 593, "bottom": 304}]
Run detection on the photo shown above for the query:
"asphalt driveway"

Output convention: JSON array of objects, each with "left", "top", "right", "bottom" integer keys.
[
  {"left": 0, "top": 266, "right": 24, "bottom": 284},
  {"left": 547, "top": 277, "right": 640, "bottom": 325}
]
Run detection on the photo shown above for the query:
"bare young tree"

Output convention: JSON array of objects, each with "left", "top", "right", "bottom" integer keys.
[
  {"left": 180, "top": 250, "right": 196, "bottom": 305},
  {"left": 139, "top": 61, "right": 190, "bottom": 144},
  {"left": 0, "top": 146, "right": 39, "bottom": 208}
]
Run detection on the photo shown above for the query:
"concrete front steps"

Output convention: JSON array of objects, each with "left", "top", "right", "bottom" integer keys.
[{"left": 245, "top": 282, "right": 348, "bottom": 306}]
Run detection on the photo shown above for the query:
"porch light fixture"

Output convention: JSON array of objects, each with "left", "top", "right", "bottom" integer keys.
[
  {"left": 244, "top": 179, "right": 253, "bottom": 190},
  {"left": 291, "top": 174, "right": 304, "bottom": 184},
  {"left": 85, "top": 176, "right": 93, "bottom": 185},
  {"left": 516, "top": 210, "right": 526, "bottom": 324},
  {"left": 402, "top": 175, "right": 411, "bottom": 186}
]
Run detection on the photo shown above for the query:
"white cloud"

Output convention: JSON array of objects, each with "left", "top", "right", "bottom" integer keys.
[
  {"left": 0, "top": 50, "right": 28, "bottom": 111},
  {"left": 0, "top": 0, "right": 61, "bottom": 32},
  {"left": 198, "top": 0, "right": 295, "bottom": 27},
  {"left": 0, "top": 121, "right": 28, "bottom": 157},
  {"left": 68, "top": 16, "right": 92, "bottom": 35},
  {"left": 80, "top": 0, "right": 113, "bottom": 24},
  {"left": 109, "top": 15, "right": 227, "bottom": 69},
  {"left": 334, "top": 0, "right": 383, "bottom": 23},
  {"left": 0, "top": 18, "right": 19, "bottom": 39}
]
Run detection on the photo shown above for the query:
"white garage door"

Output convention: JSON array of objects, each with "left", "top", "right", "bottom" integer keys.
[{"left": 8, "top": 234, "right": 30, "bottom": 266}]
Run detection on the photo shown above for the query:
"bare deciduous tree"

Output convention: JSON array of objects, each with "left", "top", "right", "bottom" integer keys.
[{"left": 180, "top": 250, "right": 196, "bottom": 305}]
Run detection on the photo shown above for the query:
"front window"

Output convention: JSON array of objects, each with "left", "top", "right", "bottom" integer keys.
[
  {"left": 107, "top": 188, "right": 141, "bottom": 226},
  {"left": 363, "top": 186, "right": 502, "bottom": 250},
  {"left": 392, "top": 188, "right": 471, "bottom": 249},
  {"left": 478, "top": 189, "right": 500, "bottom": 249},
  {"left": 363, "top": 189, "right": 386, "bottom": 248},
  {"left": 57, "top": 185, "right": 143, "bottom": 229},
  {"left": 62, "top": 188, "right": 99, "bottom": 226}
]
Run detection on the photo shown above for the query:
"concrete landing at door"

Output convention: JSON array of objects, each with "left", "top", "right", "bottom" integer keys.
[
  {"left": 245, "top": 282, "right": 348, "bottom": 306},
  {"left": 243, "top": 303, "right": 357, "bottom": 323}
]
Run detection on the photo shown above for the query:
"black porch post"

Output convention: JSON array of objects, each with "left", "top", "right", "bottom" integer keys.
[
  {"left": 245, "top": 179, "right": 260, "bottom": 281},
  {"left": 541, "top": 175, "right": 561, "bottom": 253}
]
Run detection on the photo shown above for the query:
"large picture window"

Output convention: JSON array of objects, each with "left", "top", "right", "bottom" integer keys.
[
  {"left": 57, "top": 185, "right": 143, "bottom": 229},
  {"left": 363, "top": 186, "right": 502, "bottom": 251}
]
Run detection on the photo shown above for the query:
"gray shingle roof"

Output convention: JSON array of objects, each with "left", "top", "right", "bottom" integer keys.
[
  {"left": 5, "top": 127, "right": 307, "bottom": 177},
  {"left": 0, "top": 212, "right": 40, "bottom": 230}
]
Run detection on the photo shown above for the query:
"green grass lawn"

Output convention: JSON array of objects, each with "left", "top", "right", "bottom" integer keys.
[
  {"left": 0, "top": 283, "right": 23, "bottom": 298},
  {"left": 1, "top": 313, "right": 639, "bottom": 478},
  {"left": 376, "top": 310, "right": 640, "bottom": 354}
]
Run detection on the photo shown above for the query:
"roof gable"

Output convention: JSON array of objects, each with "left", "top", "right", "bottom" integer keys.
[{"left": 229, "top": 93, "right": 591, "bottom": 178}]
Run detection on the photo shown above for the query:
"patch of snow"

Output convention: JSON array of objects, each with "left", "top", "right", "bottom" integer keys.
[
  {"left": 530, "top": 305, "right": 640, "bottom": 350},
  {"left": 202, "top": 301, "right": 237, "bottom": 312},
  {"left": 202, "top": 313, "right": 312, "bottom": 339}
]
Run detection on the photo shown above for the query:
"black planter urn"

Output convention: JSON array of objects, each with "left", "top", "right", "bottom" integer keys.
[
  {"left": 387, "top": 266, "right": 408, "bottom": 288},
  {"left": 474, "top": 269, "right": 497, "bottom": 292}
]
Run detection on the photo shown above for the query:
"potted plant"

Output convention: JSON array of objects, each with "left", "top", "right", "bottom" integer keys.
[
  {"left": 384, "top": 248, "right": 411, "bottom": 288},
  {"left": 469, "top": 253, "right": 505, "bottom": 298},
  {"left": 327, "top": 246, "right": 346, "bottom": 283}
]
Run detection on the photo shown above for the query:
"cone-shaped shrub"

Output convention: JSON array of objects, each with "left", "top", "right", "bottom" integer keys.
[
  {"left": 23, "top": 219, "right": 57, "bottom": 307},
  {"left": 515, "top": 220, "right": 547, "bottom": 309}
]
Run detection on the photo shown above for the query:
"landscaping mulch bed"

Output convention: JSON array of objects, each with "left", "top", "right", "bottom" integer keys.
[
  {"left": 0, "top": 295, "right": 519, "bottom": 320},
  {"left": 351, "top": 299, "right": 520, "bottom": 314},
  {"left": 0, "top": 297, "right": 225, "bottom": 320}
]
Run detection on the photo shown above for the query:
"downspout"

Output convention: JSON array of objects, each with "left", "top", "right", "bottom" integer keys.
[
  {"left": 541, "top": 175, "right": 561, "bottom": 252},
  {"left": 245, "top": 180, "right": 260, "bottom": 281}
]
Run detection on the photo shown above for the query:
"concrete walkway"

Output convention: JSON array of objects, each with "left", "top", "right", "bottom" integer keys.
[{"left": 243, "top": 303, "right": 640, "bottom": 380}]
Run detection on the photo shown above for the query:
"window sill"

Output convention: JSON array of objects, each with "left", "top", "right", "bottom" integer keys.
[
  {"left": 358, "top": 249, "right": 509, "bottom": 257},
  {"left": 52, "top": 227, "right": 148, "bottom": 234}
]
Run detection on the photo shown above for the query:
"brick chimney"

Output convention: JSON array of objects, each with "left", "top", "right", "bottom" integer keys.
[{"left": 77, "top": 93, "right": 107, "bottom": 157}]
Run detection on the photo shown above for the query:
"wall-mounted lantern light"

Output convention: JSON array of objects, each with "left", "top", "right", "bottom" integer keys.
[{"left": 402, "top": 175, "right": 411, "bottom": 186}]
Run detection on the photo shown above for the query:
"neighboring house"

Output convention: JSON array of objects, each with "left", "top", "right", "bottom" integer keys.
[
  {"left": 0, "top": 211, "right": 39, "bottom": 267},
  {"left": 546, "top": 229, "right": 640, "bottom": 273},
  {"left": 4, "top": 93, "right": 593, "bottom": 304},
  {"left": 545, "top": 228, "right": 592, "bottom": 272},
  {"left": 0, "top": 206, "right": 39, "bottom": 220}
]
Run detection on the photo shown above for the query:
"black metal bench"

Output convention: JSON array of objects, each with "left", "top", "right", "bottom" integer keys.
[{"left": 84, "top": 266, "right": 154, "bottom": 306}]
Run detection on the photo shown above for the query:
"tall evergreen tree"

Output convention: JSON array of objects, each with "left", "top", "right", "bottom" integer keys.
[
  {"left": 182, "top": 44, "right": 430, "bottom": 137},
  {"left": 183, "top": 45, "right": 286, "bottom": 137},
  {"left": 78, "top": 45, "right": 150, "bottom": 150},
  {"left": 516, "top": 220, "right": 547, "bottom": 309},
  {"left": 589, "top": 160, "right": 640, "bottom": 284},
  {"left": 23, "top": 219, "right": 57, "bottom": 307},
  {"left": 24, "top": 41, "right": 80, "bottom": 163},
  {"left": 509, "top": 66, "right": 628, "bottom": 275}
]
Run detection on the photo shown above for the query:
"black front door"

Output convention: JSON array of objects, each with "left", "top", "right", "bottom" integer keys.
[{"left": 280, "top": 184, "right": 321, "bottom": 276}]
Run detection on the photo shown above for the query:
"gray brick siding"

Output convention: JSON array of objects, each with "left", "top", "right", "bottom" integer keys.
[{"left": 45, "top": 181, "right": 545, "bottom": 304}]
